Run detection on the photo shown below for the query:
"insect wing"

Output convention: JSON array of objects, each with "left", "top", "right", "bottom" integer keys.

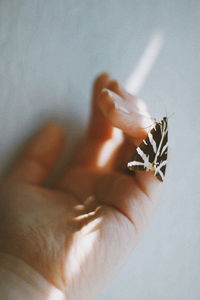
[
  {"left": 154, "top": 118, "right": 168, "bottom": 181},
  {"left": 127, "top": 123, "right": 158, "bottom": 172}
]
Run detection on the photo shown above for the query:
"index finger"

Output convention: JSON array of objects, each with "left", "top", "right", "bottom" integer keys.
[{"left": 98, "top": 83, "right": 162, "bottom": 200}]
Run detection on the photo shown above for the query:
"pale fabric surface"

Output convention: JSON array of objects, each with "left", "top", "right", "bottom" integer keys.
[{"left": 0, "top": 1, "right": 199, "bottom": 299}]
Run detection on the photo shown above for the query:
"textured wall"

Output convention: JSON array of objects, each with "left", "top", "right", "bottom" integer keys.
[{"left": 0, "top": 1, "right": 199, "bottom": 299}]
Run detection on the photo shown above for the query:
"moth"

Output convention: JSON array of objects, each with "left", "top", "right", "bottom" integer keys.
[{"left": 127, "top": 117, "right": 168, "bottom": 182}]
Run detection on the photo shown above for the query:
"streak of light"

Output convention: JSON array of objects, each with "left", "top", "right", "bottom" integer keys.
[
  {"left": 96, "top": 127, "right": 123, "bottom": 168},
  {"left": 125, "top": 33, "right": 163, "bottom": 95}
]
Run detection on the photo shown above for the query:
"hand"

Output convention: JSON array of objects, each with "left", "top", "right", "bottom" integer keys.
[{"left": 0, "top": 73, "right": 161, "bottom": 300}]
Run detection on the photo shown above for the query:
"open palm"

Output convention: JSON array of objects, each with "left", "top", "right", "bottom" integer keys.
[{"left": 0, "top": 73, "right": 161, "bottom": 300}]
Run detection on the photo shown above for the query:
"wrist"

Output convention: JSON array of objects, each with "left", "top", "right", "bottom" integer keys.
[{"left": 0, "top": 252, "right": 65, "bottom": 300}]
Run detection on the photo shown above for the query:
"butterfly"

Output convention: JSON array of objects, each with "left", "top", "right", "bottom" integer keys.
[{"left": 127, "top": 117, "right": 168, "bottom": 182}]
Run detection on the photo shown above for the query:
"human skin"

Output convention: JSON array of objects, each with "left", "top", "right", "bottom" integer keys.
[{"left": 0, "top": 73, "right": 162, "bottom": 300}]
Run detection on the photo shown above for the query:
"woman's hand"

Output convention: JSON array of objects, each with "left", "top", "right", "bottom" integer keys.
[{"left": 0, "top": 73, "right": 161, "bottom": 300}]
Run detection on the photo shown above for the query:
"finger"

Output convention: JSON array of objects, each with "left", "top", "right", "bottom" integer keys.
[
  {"left": 66, "top": 72, "right": 114, "bottom": 169},
  {"left": 98, "top": 85, "right": 162, "bottom": 199},
  {"left": 87, "top": 72, "right": 113, "bottom": 141},
  {"left": 97, "top": 82, "right": 152, "bottom": 171},
  {"left": 7, "top": 122, "right": 65, "bottom": 185},
  {"left": 98, "top": 84, "right": 153, "bottom": 140}
]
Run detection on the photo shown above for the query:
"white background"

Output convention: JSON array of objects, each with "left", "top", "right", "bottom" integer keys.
[{"left": 0, "top": 1, "right": 199, "bottom": 299}]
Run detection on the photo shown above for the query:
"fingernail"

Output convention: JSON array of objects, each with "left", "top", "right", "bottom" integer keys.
[{"left": 101, "top": 88, "right": 130, "bottom": 114}]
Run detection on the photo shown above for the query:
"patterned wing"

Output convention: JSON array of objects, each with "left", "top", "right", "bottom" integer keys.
[
  {"left": 127, "top": 117, "right": 168, "bottom": 182},
  {"left": 154, "top": 117, "right": 168, "bottom": 181}
]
